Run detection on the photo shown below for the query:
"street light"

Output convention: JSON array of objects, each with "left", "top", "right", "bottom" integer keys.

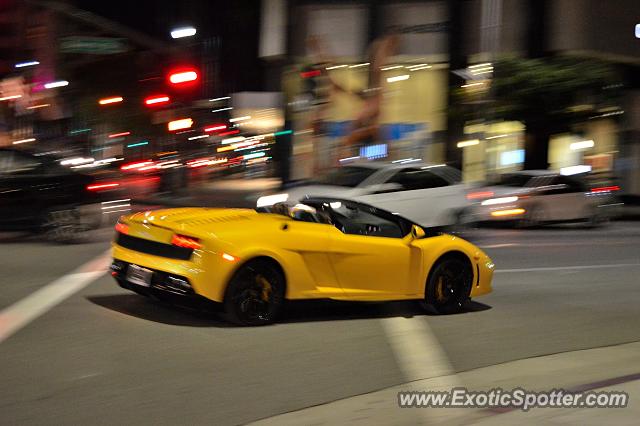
[
  {"left": 0, "top": 95, "right": 21, "bottom": 101},
  {"left": 15, "top": 61, "right": 39, "bottom": 68},
  {"left": 12, "top": 138, "right": 36, "bottom": 145},
  {"left": 168, "top": 118, "right": 194, "bottom": 131},
  {"left": 144, "top": 95, "right": 170, "bottom": 106},
  {"left": 44, "top": 80, "right": 69, "bottom": 89},
  {"left": 171, "top": 27, "right": 197, "bottom": 39},
  {"left": 99, "top": 96, "right": 124, "bottom": 105}
]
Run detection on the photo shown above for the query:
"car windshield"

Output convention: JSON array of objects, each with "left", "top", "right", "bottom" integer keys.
[{"left": 317, "top": 166, "right": 377, "bottom": 187}]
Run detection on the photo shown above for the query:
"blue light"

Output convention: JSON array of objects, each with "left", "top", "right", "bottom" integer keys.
[
  {"left": 500, "top": 149, "right": 525, "bottom": 166},
  {"left": 360, "top": 144, "right": 388, "bottom": 160},
  {"left": 127, "top": 141, "right": 149, "bottom": 148}
]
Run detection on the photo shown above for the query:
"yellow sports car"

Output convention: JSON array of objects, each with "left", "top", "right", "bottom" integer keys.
[{"left": 111, "top": 197, "right": 494, "bottom": 325}]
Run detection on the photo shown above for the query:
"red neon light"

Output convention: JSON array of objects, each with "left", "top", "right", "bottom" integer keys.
[
  {"left": 300, "top": 70, "right": 321, "bottom": 78},
  {"left": 87, "top": 182, "right": 119, "bottom": 191},
  {"left": 108, "top": 132, "right": 131, "bottom": 138},
  {"left": 591, "top": 186, "right": 620, "bottom": 193},
  {"left": 121, "top": 161, "right": 153, "bottom": 171},
  {"left": 218, "top": 129, "right": 240, "bottom": 137},
  {"left": 204, "top": 124, "right": 227, "bottom": 132},
  {"left": 466, "top": 191, "right": 494, "bottom": 200}
]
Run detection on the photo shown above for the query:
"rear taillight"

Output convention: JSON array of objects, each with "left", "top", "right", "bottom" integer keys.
[
  {"left": 87, "top": 182, "right": 119, "bottom": 191},
  {"left": 590, "top": 185, "right": 620, "bottom": 194},
  {"left": 121, "top": 160, "right": 154, "bottom": 171},
  {"left": 171, "top": 234, "right": 202, "bottom": 250},
  {"left": 467, "top": 191, "right": 494, "bottom": 200},
  {"left": 115, "top": 222, "right": 129, "bottom": 235}
]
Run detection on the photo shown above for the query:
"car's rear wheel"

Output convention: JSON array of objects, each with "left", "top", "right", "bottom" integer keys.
[
  {"left": 223, "top": 259, "right": 285, "bottom": 326},
  {"left": 587, "top": 206, "right": 609, "bottom": 228},
  {"left": 41, "top": 207, "right": 87, "bottom": 243},
  {"left": 425, "top": 255, "right": 473, "bottom": 314}
]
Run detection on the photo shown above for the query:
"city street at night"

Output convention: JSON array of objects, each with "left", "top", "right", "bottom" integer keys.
[
  {"left": 1, "top": 219, "right": 639, "bottom": 425},
  {"left": 1, "top": 0, "right": 639, "bottom": 424}
]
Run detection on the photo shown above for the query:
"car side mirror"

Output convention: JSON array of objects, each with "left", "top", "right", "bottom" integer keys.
[{"left": 410, "top": 224, "right": 426, "bottom": 240}]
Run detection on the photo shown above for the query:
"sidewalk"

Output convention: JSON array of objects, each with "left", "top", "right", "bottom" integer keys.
[{"left": 250, "top": 341, "right": 640, "bottom": 425}]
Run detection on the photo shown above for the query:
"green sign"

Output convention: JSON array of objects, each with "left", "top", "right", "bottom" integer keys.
[{"left": 60, "top": 37, "right": 129, "bottom": 55}]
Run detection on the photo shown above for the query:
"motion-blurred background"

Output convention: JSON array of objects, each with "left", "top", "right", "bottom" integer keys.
[{"left": 0, "top": 0, "right": 639, "bottom": 236}]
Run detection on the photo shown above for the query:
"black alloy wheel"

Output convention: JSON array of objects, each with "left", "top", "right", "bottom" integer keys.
[
  {"left": 425, "top": 256, "right": 473, "bottom": 314},
  {"left": 41, "top": 207, "right": 87, "bottom": 243},
  {"left": 518, "top": 205, "right": 543, "bottom": 228},
  {"left": 223, "top": 259, "right": 285, "bottom": 326}
]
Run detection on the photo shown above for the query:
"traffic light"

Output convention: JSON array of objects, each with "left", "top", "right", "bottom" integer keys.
[
  {"left": 300, "top": 64, "right": 329, "bottom": 104},
  {"left": 168, "top": 69, "right": 199, "bottom": 85}
]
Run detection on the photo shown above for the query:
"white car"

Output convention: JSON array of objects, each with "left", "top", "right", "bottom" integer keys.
[
  {"left": 467, "top": 170, "right": 613, "bottom": 226},
  {"left": 257, "top": 162, "right": 470, "bottom": 228}
]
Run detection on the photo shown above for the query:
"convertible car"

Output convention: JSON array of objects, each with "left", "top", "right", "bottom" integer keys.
[{"left": 111, "top": 198, "right": 494, "bottom": 325}]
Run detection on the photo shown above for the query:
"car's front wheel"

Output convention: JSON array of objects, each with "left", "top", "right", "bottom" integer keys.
[
  {"left": 223, "top": 259, "right": 285, "bottom": 326},
  {"left": 425, "top": 255, "right": 473, "bottom": 314},
  {"left": 518, "top": 204, "right": 544, "bottom": 228}
]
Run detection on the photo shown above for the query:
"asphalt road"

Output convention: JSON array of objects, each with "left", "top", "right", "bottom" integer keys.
[{"left": 0, "top": 218, "right": 639, "bottom": 425}]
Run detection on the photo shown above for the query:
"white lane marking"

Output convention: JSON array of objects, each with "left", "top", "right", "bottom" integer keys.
[
  {"left": 480, "top": 241, "right": 634, "bottom": 249},
  {"left": 0, "top": 250, "right": 111, "bottom": 344},
  {"left": 495, "top": 263, "right": 640, "bottom": 273},
  {"left": 380, "top": 317, "right": 468, "bottom": 422},
  {"left": 380, "top": 317, "right": 453, "bottom": 380}
]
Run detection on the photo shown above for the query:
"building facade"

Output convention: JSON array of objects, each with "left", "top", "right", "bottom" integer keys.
[{"left": 259, "top": 0, "right": 640, "bottom": 190}]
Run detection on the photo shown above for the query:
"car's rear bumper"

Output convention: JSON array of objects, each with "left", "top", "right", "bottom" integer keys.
[{"left": 110, "top": 260, "right": 222, "bottom": 311}]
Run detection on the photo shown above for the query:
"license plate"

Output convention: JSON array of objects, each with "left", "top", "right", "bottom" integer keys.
[{"left": 126, "top": 264, "right": 152, "bottom": 287}]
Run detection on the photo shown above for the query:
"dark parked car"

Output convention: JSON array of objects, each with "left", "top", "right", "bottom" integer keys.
[{"left": 0, "top": 148, "right": 107, "bottom": 241}]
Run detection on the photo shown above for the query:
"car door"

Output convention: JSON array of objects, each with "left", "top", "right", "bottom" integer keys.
[
  {"left": 277, "top": 218, "right": 343, "bottom": 298},
  {"left": 322, "top": 201, "right": 416, "bottom": 300},
  {"left": 552, "top": 176, "right": 591, "bottom": 220},
  {"left": 538, "top": 176, "right": 589, "bottom": 221},
  {"left": 358, "top": 168, "right": 458, "bottom": 227}
]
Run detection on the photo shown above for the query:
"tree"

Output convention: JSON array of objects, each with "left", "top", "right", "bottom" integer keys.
[
  {"left": 491, "top": 56, "right": 622, "bottom": 169},
  {"left": 456, "top": 56, "right": 622, "bottom": 169}
]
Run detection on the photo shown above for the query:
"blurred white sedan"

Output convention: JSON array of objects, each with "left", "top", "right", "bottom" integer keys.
[
  {"left": 467, "top": 171, "right": 616, "bottom": 227},
  {"left": 257, "top": 162, "right": 470, "bottom": 229}
]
